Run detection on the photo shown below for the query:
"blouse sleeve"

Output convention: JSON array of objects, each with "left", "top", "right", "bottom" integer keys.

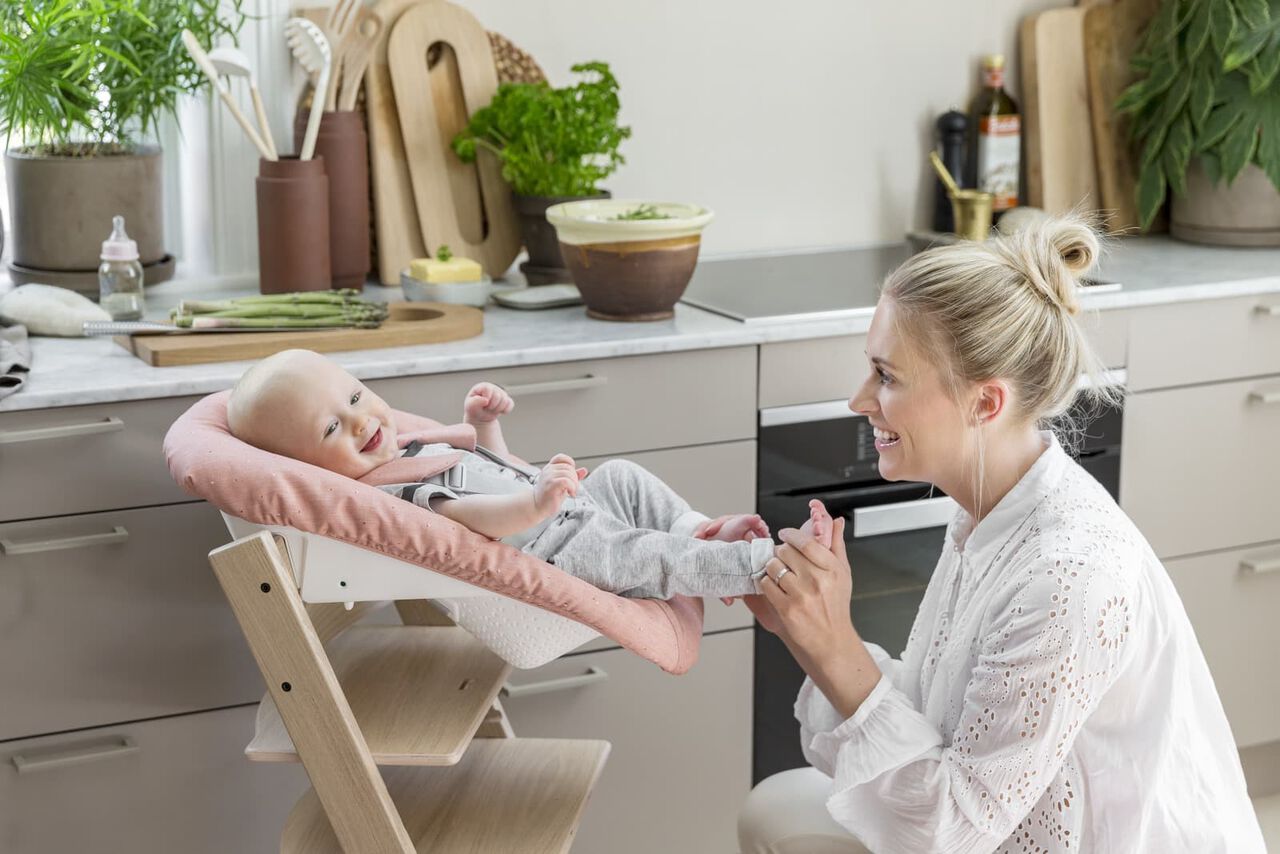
[{"left": 794, "top": 553, "right": 1135, "bottom": 853}]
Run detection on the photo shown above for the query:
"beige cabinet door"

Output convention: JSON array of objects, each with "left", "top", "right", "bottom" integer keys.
[
  {"left": 0, "top": 703, "right": 309, "bottom": 854},
  {"left": 0, "top": 502, "right": 263, "bottom": 741},
  {"left": 0, "top": 395, "right": 198, "bottom": 522},
  {"left": 1121, "top": 375, "right": 1280, "bottom": 558},
  {"left": 1128, "top": 294, "right": 1280, "bottom": 391},
  {"left": 501, "top": 629, "right": 753, "bottom": 854},
  {"left": 370, "top": 347, "right": 758, "bottom": 463},
  {"left": 1164, "top": 542, "right": 1280, "bottom": 747}
]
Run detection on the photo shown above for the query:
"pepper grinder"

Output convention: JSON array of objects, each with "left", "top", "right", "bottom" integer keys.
[{"left": 933, "top": 110, "right": 969, "bottom": 233}]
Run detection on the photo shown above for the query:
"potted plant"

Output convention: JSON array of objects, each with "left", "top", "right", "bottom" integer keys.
[
  {"left": 0, "top": 0, "right": 245, "bottom": 285},
  {"left": 1120, "top": 0, "right": 1280, "bottom": 244},
  {"left": 452, "top": 61, "right": 631, "bottom": 284}
]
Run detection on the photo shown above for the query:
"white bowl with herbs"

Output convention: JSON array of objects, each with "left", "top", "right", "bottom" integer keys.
[{"left": 545, "top": 200, "right": 714, "bottom": 321}]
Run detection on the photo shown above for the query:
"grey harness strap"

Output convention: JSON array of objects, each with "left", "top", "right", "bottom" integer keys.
[{"left": 421, "top": 444, "right": 541, "bottom": 497}]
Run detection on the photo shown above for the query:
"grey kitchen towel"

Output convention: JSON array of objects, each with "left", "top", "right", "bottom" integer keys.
[{"left": 0, "top": 323, "right": 31, "bottom": 399}]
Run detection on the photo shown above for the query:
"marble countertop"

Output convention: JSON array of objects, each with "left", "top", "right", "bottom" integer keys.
[{"left": 3, "top": 236, "right": 1279, "bottom": 413}]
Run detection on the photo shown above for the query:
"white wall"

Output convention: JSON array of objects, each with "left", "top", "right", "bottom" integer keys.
[{"left": 462, "top": 0, "right": 1071, "bottom": 257}]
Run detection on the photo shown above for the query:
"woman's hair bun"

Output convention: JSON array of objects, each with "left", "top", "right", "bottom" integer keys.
[{"left": 1002, "top": 213, "right": 1101, "bottom": 316}]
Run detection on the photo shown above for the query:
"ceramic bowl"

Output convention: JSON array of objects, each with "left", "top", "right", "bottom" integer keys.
[
  {"left": 400, "top": 269, "right": 492, "bottom": 308},
  {"left": 545, "top": 199, "right": 714, "bottom": 322}
]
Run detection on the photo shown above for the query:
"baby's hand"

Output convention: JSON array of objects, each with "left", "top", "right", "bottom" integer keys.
[
  {"left": 464, "top": 382, "right": 514, "bottom": 424},
  {"left": 533, "top": 453, "right": 587, "bottom": 516}
]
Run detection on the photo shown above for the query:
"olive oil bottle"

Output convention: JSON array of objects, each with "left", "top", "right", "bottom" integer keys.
[{"left": 968, "top": 54, "right": 1021, "bottom": 217}]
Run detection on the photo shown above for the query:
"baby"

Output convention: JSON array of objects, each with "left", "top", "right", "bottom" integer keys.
[{"left": 227, "top": 349, "right": 831, "bottom": 600}]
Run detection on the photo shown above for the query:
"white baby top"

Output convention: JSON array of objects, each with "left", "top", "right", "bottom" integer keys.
[{"left": 795, "top": 433, "right": 1265, "bottom": 853}]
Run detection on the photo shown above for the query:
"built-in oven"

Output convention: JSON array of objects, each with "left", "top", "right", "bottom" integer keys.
[{"left": 751, "top": 380, "right": 1124, "bottom": 783}]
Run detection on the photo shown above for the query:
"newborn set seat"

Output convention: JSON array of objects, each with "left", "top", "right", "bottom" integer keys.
[{"left": 164, "top": 391, "right": 710, "bottom": 851}]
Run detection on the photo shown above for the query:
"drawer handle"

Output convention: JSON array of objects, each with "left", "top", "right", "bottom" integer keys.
[
  {"left": 1241, "top": 555, "right": 1280, "bottom": 575},
  {"left": 0, "top": 416, "right": 124, "bottom": 445},
  {"left": 502, "top": 375, "right": 607, "bottom": 397},
  {"left": 500, "top": 666, "right": 609, "bottom": 698},
  {"left": 1247, "top": 389, "right": 1280, "bottom": 405},
  {"left": 0, "top": 525, "right": 129, "bottom": 556},
  {"left": 12, "top": 736, "right": 138, "bottom": 775},
  {"left": 1253, "top": 304, "right": 1280, "bottom": 317}
]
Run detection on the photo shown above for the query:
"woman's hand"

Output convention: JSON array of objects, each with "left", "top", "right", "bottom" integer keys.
[{"left": 762, "top": 517, "right": 858, "bottom": 663}]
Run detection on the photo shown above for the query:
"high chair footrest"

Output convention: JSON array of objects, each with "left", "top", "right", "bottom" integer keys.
[
  {"left": 247, "top": 625, "right": 510, "bottom": 766},
  {"left": 281, "top": 738, "right": 611, "bottom": 854}
]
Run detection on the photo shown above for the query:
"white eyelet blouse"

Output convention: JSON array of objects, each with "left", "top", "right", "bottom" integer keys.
[{"left": 795, "top": 433, "right": 1266, "bottom": 853}]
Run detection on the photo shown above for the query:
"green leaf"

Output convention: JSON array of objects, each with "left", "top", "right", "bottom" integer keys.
[
  {"left": 1196, "top": 104, "right": 1243, "bottom": 150},
  {"left": 1211, "top": 0, "right": 1238, "bottom": 55},
  {"left": 1137, "top": 161, "right": 1168, "bottom": 229},
  {"left": 1201, "top": 150, "right": 1224, "bottom": 183},
  {"left": 1252, "top": 87, "right": 1280, "bottom": 189},
  {"left": 1164, "top": 115, "right": 1194, "bottom": 194},
  {"left": 1236, "top": 0, "right": 1270, "bottom": 29},
  {"left": 1189, "top": 68, "right": 1215, "bottom": 130},
  {"left": 1186, "top": 0, "right": 1213, "bottom": 61},
  {"left": 1226, "top": 25, "right": 1273, "bottom": 70},
  {"left": 1251, "top": 32, "right": 1280, "bottom": 91},
  {"left": 1219, "top": 115, "right": 1260, "bottom": 182}
]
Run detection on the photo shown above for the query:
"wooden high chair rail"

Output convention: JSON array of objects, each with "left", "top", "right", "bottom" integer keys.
[{"left": 208, "top": 531, "right": 609, "bottom": 853}]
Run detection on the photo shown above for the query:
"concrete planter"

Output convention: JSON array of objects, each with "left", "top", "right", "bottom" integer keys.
[
  {"left": 5, "top": 146, "right": 169, "bottom": 275},
  {"left": 1171, "top": 159, "right": 1280, "bottom": 247}
]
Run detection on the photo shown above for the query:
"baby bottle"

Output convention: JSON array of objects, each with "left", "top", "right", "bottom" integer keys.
[{"left": 98, "top": 215, "right": 145, "bottom": 320}]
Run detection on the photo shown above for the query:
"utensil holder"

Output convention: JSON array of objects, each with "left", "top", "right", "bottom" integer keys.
[
  {"left": 256, "top": 156, "right": 331, "bottom": 294},
  {"left": 293, "top": 111, "right": 371, "bottom": 289},
  {"left": 950, "top": 190, "right": 994, "bottom": 242}
]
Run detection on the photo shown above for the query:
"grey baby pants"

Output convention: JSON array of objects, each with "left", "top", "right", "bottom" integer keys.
[{"left": 519, "top": 459, "right": 774, "bottom": 599}]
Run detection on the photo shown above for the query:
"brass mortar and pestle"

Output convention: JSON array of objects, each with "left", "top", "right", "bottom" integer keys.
[{"left": 929, "top": 151, "right": 992, "bottom": 241}]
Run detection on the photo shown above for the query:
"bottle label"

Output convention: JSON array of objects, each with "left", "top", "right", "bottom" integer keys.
[{"left": 977, "top": 115, "right": 1020, "bottom": 211}]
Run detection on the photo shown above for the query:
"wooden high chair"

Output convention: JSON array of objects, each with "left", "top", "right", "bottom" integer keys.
[{"left": 208, "top": 529, "right": 609, "bottom": 853}]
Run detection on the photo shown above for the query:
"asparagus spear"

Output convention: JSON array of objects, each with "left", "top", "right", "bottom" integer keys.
[{"left": 176, "top": 316, "right": 382, "bottom": 329}]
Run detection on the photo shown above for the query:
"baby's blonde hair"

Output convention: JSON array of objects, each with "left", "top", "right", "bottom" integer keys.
[{"left": 883, "top": 213, "right": 1117, "bottom": 430}]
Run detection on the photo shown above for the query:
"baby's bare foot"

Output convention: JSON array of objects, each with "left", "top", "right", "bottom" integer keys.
[
  {"left": 799, "top": 499, "right": 834, "bottom": 549},
  {"left": 708, "top": 513, "right": 771, "bottom": 543}
]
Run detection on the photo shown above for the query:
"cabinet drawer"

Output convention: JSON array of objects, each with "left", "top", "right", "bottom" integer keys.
[
  {"left": 0, "top": 395, "right": 198, "bottom": 522},
  {"left": 760, "top": 336, "right": 865, "bottom": 408},
  {"left": 1165, "top": 543, "right": 1280, "bottom": 747},
  {"left": 566, "top": 442, "right": 757, "bottom": 645},
  {"left": 1121, "top": 375, "right": 1280, "bottom": 558},
  {"left": 1128, "top": 294, "right": 1280, "bottom": 391},
  {"left": 0, "top": 502, "right": 263, "bottom": 741},
  {"left": 0, "top": 704, "right": 309, "bottom": 854},
  {"left": 501, "top": 630, "right": 752, "bottom": 854},
  {"left": 370, "top": 347, "right": 757, "bottom": 462}
]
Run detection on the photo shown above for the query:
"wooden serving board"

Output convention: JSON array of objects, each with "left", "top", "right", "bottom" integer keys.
[
  {"left": 117, "top": 302, "right": 483, "bottom": 367},
  {"left": 387, "top": 1, "right": 521, "bottom": 279},
  {"left": 1021, "top": 7, "right": 1098, "bottom": 215},
  {"left": 1084, "top": 0, "right": 1166, "bottom": 233}
]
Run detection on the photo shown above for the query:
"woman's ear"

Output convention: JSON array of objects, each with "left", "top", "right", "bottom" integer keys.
[{"left": 974, "top": 379, "right": 1011, "bottom": 425}]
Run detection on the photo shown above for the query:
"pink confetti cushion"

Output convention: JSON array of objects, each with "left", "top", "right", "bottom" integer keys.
[{"left": 163, "top": 391, "right": 706, "bottom": 674}]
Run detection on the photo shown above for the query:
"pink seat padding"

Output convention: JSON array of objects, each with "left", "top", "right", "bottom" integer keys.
[{"left": 164, "top": 391, "right": 705, "bottom": 674}]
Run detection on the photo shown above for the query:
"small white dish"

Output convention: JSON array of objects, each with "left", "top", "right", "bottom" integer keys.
[
  {"left": 400, "top": 269, "right": 492, "bottom": 307},
  {"left": 491, "top": 284, "right": 584, "bottom": 310}
]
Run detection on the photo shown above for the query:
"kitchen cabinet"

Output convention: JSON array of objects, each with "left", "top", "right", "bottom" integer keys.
[{"left": 0, "top": 345, "right": 760, "bottom": 849}]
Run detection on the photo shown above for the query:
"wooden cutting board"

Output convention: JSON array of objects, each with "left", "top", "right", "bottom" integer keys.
[
  {"left": 117, "top": 302, "right": 483, "bottom": 367},
  {"left": 367, "top": 0, "right": 429, "bottom": 284},
  {"left": 1084, "top": 0, "right": 1166, "bottom": 233},
  {"left": 1020, "top": 7, "right": 1098, "bottom": 215},
  {"left": 386, "top": 1, "right": 521, "bottom": 280}
]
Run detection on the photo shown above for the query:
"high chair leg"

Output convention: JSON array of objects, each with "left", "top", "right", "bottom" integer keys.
[{"left": 209, "top": 531, "right": 415, "bottom": 853}]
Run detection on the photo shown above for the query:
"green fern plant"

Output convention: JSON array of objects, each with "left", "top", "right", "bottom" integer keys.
[
  {"left": 1120, "top": 0, "right": 1280, "bottom": 228},
  {"left": 0, "top": 0, "right": 246, "bottom": 156}
]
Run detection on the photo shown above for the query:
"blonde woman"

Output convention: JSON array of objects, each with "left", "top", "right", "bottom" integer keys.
[{"left": 737, "top": 217, "right": 1266, "bottom": 853}]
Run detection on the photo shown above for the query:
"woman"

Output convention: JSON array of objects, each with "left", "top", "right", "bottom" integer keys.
[{"left": 737, "top": 216, "right": 1266, "bottom": 853}]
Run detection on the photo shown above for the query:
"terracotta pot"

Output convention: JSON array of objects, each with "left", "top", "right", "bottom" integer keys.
[
  {"left": 547, "top": 199, "right": 714, "bottom": 322},
  {"left": 1172, "top": 159, "right": 1280, "bottom": 247},
  {"left": 5, "top": 145, "right": 168, "bottom": 274},
  {"left": 256, "top": 156, "right": 331, "bottom": 293},
  {"left": 293, "top": 111, "right": 370, "bottom": 288},
  {"left": 514, "top": 191, "right": 609, "bottom": 284}
]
